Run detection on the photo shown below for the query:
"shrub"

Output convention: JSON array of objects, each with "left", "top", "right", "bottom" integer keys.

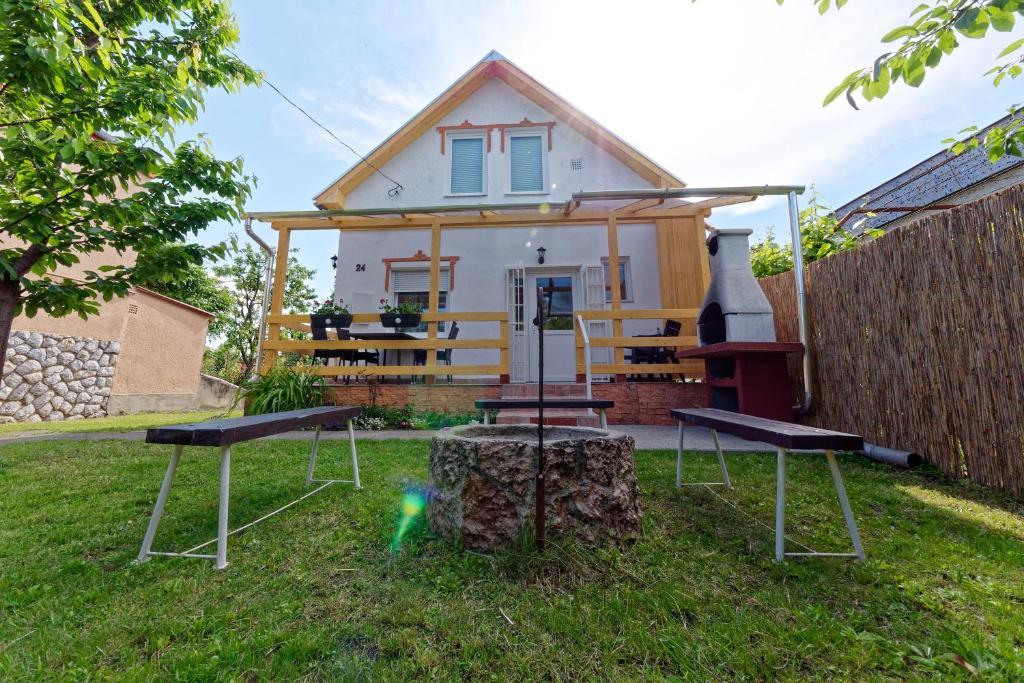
[{"left": 239, "top": 367, "right": 325, "bottom": 415}]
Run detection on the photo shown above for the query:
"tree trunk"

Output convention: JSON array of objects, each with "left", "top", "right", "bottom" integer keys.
[{"left": 0, "top": 280, "right": 21, "bottom": 384}]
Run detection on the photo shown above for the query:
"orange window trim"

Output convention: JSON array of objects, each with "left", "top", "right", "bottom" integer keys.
[
  {"left": 436, "top": 118, "right": 556, "bottom": 154},
  {"left": 382, "top": 249, "right": 460, "bottom": 291}
]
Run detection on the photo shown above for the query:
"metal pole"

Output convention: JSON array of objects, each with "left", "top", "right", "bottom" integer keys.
[
  {"left": 535, "top": 285, "right": 546, "bottom": 552},
  {"left": 245, "top": 217, "right": 276, "bottom": 381},
  {"left": 788, "top": 191, "right": 813, "bottom": 412},
  {"left": 775, "top": 447, "right": 786, "bottom": 562},
  {"left": 216, "top": 446, "right": 232, "bottom": 570},
  {"left": 137, "top": 445, "right": 182, "bottom": 563}
]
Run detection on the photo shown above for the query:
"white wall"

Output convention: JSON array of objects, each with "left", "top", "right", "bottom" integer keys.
[
  {"left": 332, "top": 73, "right": 668, "bottom": 378},
  {"left": 343, "top": 79, "right": 653, "bottom": 210},
  {"left": 334, "top": 223, "right": 662, "bottom": 371}
]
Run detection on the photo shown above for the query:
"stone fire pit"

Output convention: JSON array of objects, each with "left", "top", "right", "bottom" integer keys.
[{"left": 427, "top": 424, "right": 642, "bottom": 551}]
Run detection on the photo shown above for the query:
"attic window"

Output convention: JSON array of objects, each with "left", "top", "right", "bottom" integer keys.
[
  {"left": 449, "top": 135, "right": 486, "bottom": 195},
  {"left": 571, "top": 158, "right": 583, "bottom": 171}
]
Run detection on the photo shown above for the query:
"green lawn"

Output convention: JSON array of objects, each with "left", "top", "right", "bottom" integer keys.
[
  {"left": 1, "top": 439, "right": 1022, "bottom": 680},
  {"left": 0, "top": 410, "right": 240, "bottom": 435}
]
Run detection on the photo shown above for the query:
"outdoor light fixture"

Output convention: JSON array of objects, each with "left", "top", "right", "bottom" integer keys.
[
  {"left": 330, "top": 255, "right": 338, "bottom": 270},
  {"left": 536, "top": 246, "right": 546, "bottom": 264}
]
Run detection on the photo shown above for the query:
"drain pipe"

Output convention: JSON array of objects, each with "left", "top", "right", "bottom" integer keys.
[
  {"left": 244, "top": 216, "right": 275, "bottom": 380},
  {"left": 787, "top": 191, "right": 813, "bottom": 414}
]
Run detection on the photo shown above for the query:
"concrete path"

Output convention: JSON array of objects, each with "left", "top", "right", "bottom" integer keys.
[{"left": 0, "top": 424, "right": 770, "bottom": 451}]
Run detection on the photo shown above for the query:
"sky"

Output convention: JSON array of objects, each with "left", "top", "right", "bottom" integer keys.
[{"left": 180, "top": 0, "right": 1024, "bottom": 296}]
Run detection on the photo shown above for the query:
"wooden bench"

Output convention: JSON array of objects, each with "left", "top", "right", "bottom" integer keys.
[
  {"left": 474, "top": 399, "right": 614, "bottom": 429},
  {"left": 671, "top": 408, "right": 866, "bottom": 562},
  {"left": 137, "top": 406, "right": 361, "bottom": 570}
]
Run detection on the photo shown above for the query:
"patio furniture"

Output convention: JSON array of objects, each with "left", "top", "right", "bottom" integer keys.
[
  {"left": 625, "top": 319, "right": 683, "bottom": 381},
  {"left": 311, "top": 320, "right": 379, "bottom": 383},
  {"left": 350, "top": 330, "right": 422, "bottom": 382},
  {"left": 475, "top": 398, "right": 614, "bottom": 429},
  {"left": 671, "top": 407, "right": 866, "bottom": 562},
  {"left": 413, "top": 322, "right": 459, "bottom": 382},
  {"left": 136, "top": 406, "right": 362, "bottom": 570}
]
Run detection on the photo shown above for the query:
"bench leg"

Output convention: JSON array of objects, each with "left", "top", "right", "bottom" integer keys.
[
  {"left": 599, "top": 408, "right": 608, "bottom": 430},
  {"left": 826, "top": 450, "right": 866, "bottom": 561},
  {"left": 483, "top": 410, "right": 490, "bottom": 425},
  {"left": 676, "top": 425, "right": 732, "bottom": 489},
  {"left": 675, "top": 422, "right": 684, "bottom": 489},
  {"left": 775, "top": 447, "right": 786, "bottom": 563},
  {"left": 216, "top": 446, "right": 231, "bottom": 570},
  {"left": 348, "top": 418, "right": 362, "bottom": 490},
  {"left": 305, "top": 426, "right": 322, "bottom": 488},
  {"left": 137, "top": 445, "right": 182, "bottom": 564},
  {"left": 710, "top": 429, "right": 733, "bottom": 490}
]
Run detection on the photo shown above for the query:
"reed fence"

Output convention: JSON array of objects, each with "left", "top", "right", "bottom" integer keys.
[{"left": 760, "top": 183, "right": 1024, "bottom": 496}]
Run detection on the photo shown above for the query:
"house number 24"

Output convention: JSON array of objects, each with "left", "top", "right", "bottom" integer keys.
[{"left": 355, "top": 264, "right": 365, "bottom": 271}]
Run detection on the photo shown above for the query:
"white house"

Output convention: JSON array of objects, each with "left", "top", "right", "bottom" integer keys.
[{"left": 254, "top": 52, "right": 735, "bottom": 387}]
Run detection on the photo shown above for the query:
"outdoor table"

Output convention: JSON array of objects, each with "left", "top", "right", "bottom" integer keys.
[{"left": 350, "top": 330, "right": 425, "bottom": 381}]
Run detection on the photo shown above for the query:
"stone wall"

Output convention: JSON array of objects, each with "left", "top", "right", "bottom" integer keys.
[{"left": 1, "top": 331, "right": 120, "bottom": 423}]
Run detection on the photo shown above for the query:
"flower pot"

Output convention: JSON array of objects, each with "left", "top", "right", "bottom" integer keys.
[
  {"left": 310, "top": 313, "right": 353, "bottom": 329},
  {"left": 380, "top": 312, "right": 421, "bottom": 329}
]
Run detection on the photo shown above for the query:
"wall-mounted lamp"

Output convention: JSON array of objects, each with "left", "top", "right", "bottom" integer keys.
[
  {"left": 536, "top": 246, "right": 546, "bottom": 264},
  {"left": 330, "top": 255, "right": 338, "bottom": 270}
]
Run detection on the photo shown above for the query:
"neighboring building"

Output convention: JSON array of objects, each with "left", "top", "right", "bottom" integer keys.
[
  {"left": 1, "top": 240, "right": 234, "bottom": 422},
  {"left": 833, "top": 113, "right": 1024, "bottom": 234},
  {"left": 282, "top": 51, "right": 714, "bottom": 383}
]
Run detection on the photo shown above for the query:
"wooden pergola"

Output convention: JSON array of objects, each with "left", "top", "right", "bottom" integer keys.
[{"left": 250, "top": 190, "right": 759, "bottom": 381}]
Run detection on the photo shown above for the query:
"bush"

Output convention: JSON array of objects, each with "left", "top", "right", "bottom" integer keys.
[
  {"left": 350, "top": 404, "right": 485, "bottom": 430},
  {"left": 239, "top": 367, "right": 325, "bottom": 415}
]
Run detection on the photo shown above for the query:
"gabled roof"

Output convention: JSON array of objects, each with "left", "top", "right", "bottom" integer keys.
[{"left": 314, "top": 52, "right": 684, "bottom": 208}]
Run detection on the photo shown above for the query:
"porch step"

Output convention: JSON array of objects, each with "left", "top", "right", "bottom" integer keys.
[
  {"left": 495, "top": 383, "right": 599, "bottom": 427},
  {"left": 500, "top": 383, "right": 588, "bottom": 398},
  {"left": 495, "top": 408, "right": 601, "bottom": 428}
]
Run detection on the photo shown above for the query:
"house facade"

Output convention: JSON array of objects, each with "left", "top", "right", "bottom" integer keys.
[{"left": 276, "top": 51, "right": 715, "bottom": 384}]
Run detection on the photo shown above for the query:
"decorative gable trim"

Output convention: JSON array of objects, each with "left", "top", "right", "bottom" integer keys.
[
  {"left": 436, "top": 118, "right": 556, "bottom": 154},
  {"left": 382, "top": 250, "right": 460, "bottom": 291},
  {"left": 313, "top": 54, "right": 682, "bottom": 208}
]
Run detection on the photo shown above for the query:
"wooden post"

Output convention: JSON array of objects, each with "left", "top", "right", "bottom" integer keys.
[
  {"left": 426, "top": 223, "right": 441, "bottom": 384},
  {"left": 606, "top": 217, "right": 625, "bottom": 381},
  {"left": 261, "top": 227, "right": 290, "bottom": 374},
  {"left": 499, "top": 318, "right": 510, "bottom": 383}
]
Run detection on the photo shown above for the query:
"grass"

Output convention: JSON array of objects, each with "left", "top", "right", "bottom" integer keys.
[
  {"left": 0, "top": 410, "right": 241, "bottom": 435},
  {"left": 1, "top": 439, "right": 1022, "bottom": 680}
]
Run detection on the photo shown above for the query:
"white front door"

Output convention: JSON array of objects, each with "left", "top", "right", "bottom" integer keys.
[{"left": 527, "top": 272, "right": 578, "bottom": 382}]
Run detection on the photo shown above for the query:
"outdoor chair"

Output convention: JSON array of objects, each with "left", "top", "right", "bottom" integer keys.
[
  {"left": 625, "top": 319, "right": 682, "bottom": 381},
  {"left": 414, "top": 322, "right": 459, "bottom": 383},
  {"left": 311, "top": 319, "right": 379, "bottom": 383}
]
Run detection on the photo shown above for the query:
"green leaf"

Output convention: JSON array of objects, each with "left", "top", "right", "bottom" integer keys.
[
  {"left": 999, "top": 37, "right": 1024, "bottom": 58},
  {"left": 990, "top": 5, "right": 1016, "bottom": 31},
  {"left": 881, "top": 26, "right": 919, "bottom": 42},
  {"left": 954, "top": 7, "right": 990, "bottom": 39},
  {"left": 938, "top": 28, "right": 958, "bottom": 54},
  {"left": 926, "top": 46, "right": 942, "bottom": 68}
]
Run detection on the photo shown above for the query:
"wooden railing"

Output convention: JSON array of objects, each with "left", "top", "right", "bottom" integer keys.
[
  {"left": 574, "top": 308, "right": 702, "bottom": 377},
  {"left": 263, "top": 311, "right": 509, "bottom": 379}
]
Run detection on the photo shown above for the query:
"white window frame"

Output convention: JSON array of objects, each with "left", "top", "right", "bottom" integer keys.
[
  {"left": 446, "top": 132, "right": 487, "bottom": 197},
  {"left": 506, "top": 130, "right": 549, "bottom": 196},
  {"left": 391, "top": 266, "right": 451, "bottom": 332},
  {"left": 601, "top": 256, "right": 633, "bottom": 303}
]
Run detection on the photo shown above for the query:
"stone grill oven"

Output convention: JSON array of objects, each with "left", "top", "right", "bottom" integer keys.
[{"left": 682, "top": 228, "right": 803, "bottom": 421}]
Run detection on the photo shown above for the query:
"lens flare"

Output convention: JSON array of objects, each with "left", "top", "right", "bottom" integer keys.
[
  {"left": 391, "top": 489, "right": 427, "bottom": 553},
  {"left": 539, "top": 203, "right": 551, "bottom": 214}
]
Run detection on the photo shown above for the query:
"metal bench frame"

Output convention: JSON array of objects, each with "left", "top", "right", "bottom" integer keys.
[
  {"left": 136, "top": 408, "right": 361, "bottom": 570},
  {"left": 673, "top": 409, "right": 865, "bottom": 563}
]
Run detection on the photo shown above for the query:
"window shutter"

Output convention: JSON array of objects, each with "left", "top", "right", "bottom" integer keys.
[
  {"left": 510, "top": 135, "right": 544, "bottom": 192},
  {"left": 450, "top": 137, "right": 484, "bottom": 194},
  {"left": 392, "top": 268, "right": 449, "bottom": 292}
]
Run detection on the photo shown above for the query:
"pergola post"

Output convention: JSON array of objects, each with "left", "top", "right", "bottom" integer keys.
[
  {"left": 606, "top": 217, "right": 625, "bottom": 381},
  {"left": 261, "top": 227, "right": 290, "bottom": 374},
  {"left": 425, "top": 222, "right": 442, "bottom": 384}
]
